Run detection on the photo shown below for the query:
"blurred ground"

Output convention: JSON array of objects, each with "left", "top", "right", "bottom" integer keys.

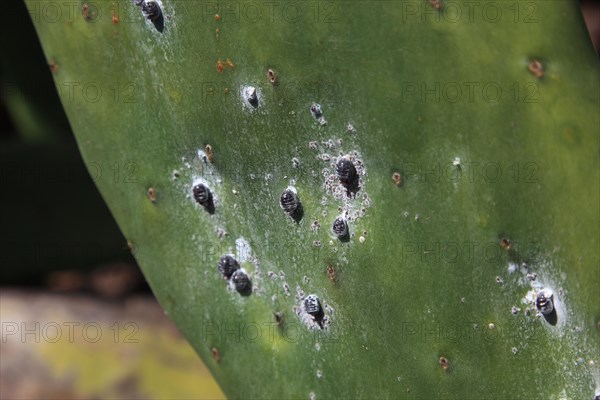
[{"left": 0, "top": 289, "right": 225, "bottom": 400}]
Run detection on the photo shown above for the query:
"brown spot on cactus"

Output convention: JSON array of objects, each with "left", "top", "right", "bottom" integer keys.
[
  {"left": 429, "top": 0, "right": 442, "bottom": 10},
  {"left": 215, "top": 14, "right": 221, "bottom": 21},
  {"left": 49, "top": 59, "right": 58, "bottom": 74},
  {"left": 438, "top": 356, "right": 449, "bottom": 371},
  {"left": 500, "top": 237, "right": 511, "bottom": 250},
  {"left": 126, "top": 240, "right": 137, "bottom": 255},
  {"left": 211, "top": 347, "right": 221, "bottom": 363},
  {"left": 205, "top": 144, "right": 214, "bottom": 163},
  {"left": 392, "top": 172, "right": 402, "bottom": 186},
  {"left": 216, "top": 60, "right": 224, "bottom": 73},
  {"left": 267, "top": 68, "right": 277, "bottom": 84},
  {"left": 82, "top": 4, "right": 91, "bottom": 21},
  {"left": 147, "top": 187, "right": 157, "bottom": 203},
  {"left": 528, "top": 59, "right": 544, "bottom": 78},
  {"left": 274, "top": 312, "right": 284, "bottom": 327},
  {"left": 565, "top": 128, "right": 574, "bottom": 143},
  {"left": 112, "top": 9, "right": 119, "bottom": 25},
  {"left": 327, "top": 265, "right": 336, "bottom": 283}
]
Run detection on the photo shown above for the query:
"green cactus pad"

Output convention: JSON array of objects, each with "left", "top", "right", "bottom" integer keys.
[{"left": 26, "top": 0, "right": 599, "bottom": 398}]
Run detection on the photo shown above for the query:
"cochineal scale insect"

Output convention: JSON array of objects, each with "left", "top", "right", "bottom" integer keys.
[
  {"left": 332, "top": 217, "right": 349, "bottom": 240},
  {"left": 280, "top": 187, "right": 303, "bottom": 222},
  {"left": 231, "top": 269, "right": 252, "bottom": 296},
  {"left": 304, "top": 294, "right": 325, "bottom": 328},
  {"left": 243, "top": 86, "right": 259, "bottom": 108},
  {"left": 536, "top": 289, "right": 554, "bottom": 315},
  {"left": 217, "top": 255, "right": 239, "bottom": 280},
  {"left": 133, "top": 0, "right": 164, "bottom": 32},
  {"left": 335, "top": 157, "right": 360, "bottom": 195},
  {"left": 192, "top": 182, "right": 215, "bottom": 214}
]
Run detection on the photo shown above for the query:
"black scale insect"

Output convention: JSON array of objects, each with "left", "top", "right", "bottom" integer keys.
[
  {"left": 310, "top": 103, "right": 323, "bottom": 119},
  {"left": 217, "top": 255, "right": 252, "bottom": 296},
  {"left": 536, "top": 290, "right": 554, "bottom": 315},
  {"left": 336, "top": 157, "right": 360, "bottom": 195},
  {"left": 304, "top": 294, "right": 325, "bottom": 328},
  {"left": 536, "top": 289, "right": 557, "bottom": 326},
  {"left": 336, "top": 158, "right": 356, "bottom": 184},
  {"left": 193, "top": 183, "right": 215, "bottom": 214},
  {"left": 244, "top": 87, "right": 259, "bottom": 108},
  {"left": 231, "top": 270, "right": 252, "bottom": 296},
  {"left": 332, "top": 217, "right": 349, "bottom": 241},
  {"left": 280, "top": 188, "right": 303, "bottom": 222},
  {"left": 133, "top": 0, "right": 164, "bottom": 32},
  {"left": 218, "top": 255, "right": 239, "bottom": 279}
]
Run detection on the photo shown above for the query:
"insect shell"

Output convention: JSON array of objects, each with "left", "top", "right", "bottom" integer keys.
[
  {"left": 304, "top": 294, "right": 325, "bottom": 328},
  {"left": 536, "top": 289, "right": 554, "bottom": 315},
  {"left": 336, "top": 158, "right": 357, "bottom": 184},
  {"left": 310, "top": 103, "right": 323, "bottom": 119},
  {"left": 218, "top": 254, "right": 239, "bottom": 280},
  {"left": 244, "top": 86, "right": 259, "bottom": 108},
  {"left": 280, "top": 188, "right": 304, "bottom": 222},
  {"left": 332, "top": 217, "right": 349, "bottom": 239},
  {"left": 304, "top": 294, "right": 325, "bottom": 321},
  {"left": 193, "top": 183, "right": 211, "bottom": 204},
  {"left": 280, "top": 188, "right": 299, "bottom": 213},
  {"left": 192, "top": 182, "right": 215, "bottom": 214},
  {"left": 231, "top": 269, "right": 252, "bottom": 296},
  {"left": 267, "top": 68, "right": 277, "bottom": 85}
]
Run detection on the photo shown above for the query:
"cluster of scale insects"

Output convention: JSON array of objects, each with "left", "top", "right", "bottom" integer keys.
[
  {"left": 217, "top": 255, "right": 252, "bottom": 296},
  {"left": 187, "top": 102, "right": 364, "bottom": 328},
  {"left": 279, "top": 145, "right": 359, "bottom": 242}
]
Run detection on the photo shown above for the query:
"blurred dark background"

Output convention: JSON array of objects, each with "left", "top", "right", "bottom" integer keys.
[{"left": 0, "top": 0, "right": 145, "bottom": 294}]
